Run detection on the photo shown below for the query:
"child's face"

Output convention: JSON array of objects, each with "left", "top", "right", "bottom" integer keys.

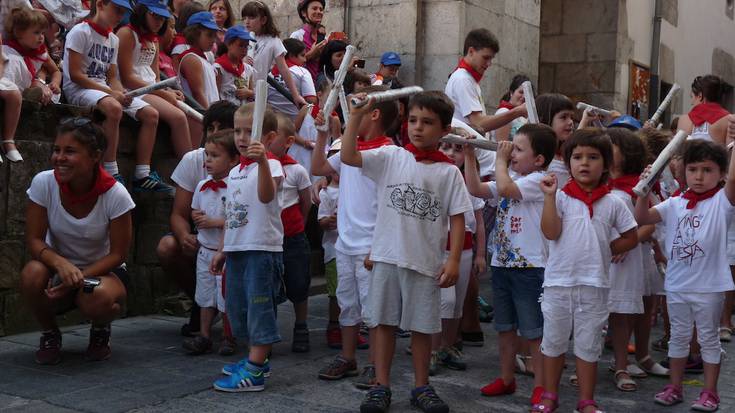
[
  {"left": 330, "top": 50, "right": 345, "bottom": 70},
  {"left": 354, "top": 80, "right": 369, "bottom": 92},
  {"left": 145, "top": 11, "right": 166, "bottom": 34},
  {"left": 329, "top": 171, "right": 339, "bottom": 184},
  {"left": 685, "top": 160, "right": 724, "bottom": 193},
  {"left": 611, "top": 143, "right": 623, "bottom": 178},
  {"left": 97, "top": 1, "right": 128, "bottom": 27},
  {"left": 465, "top": 46, "right": 495, "bottom": 75},
  {"left": 228, "top": 38, "right": 248, "bottom": 59},
  {"left": 407, "top": 106, "right": 450, "bottom": 151},
  {"left": 17, "top": 25, "right": 45, "bottom": 50},
  {"left": 379, "top": 64, "right": 399, "bottom": 78},
  {"left": 233, "top": 114, "right": 252, "bottom": 153},
  {"left": 204, "top": 142, "right": 236, "bottom": 178},
  {"left": 569, "top": 145, "right": 606, "bottom": 190},
  {"left": 267, "top": 128, "right": 294, "bottom": 157},
  {"left": 551, "top": 110, "right": 575, "bottom": 142},
  {"left": 293, "top": 50, "right": 307, "bottom": 66},
  {"left": 209, "top": 0, "right": 228, "bottom": 27},
  {"left": 439, "top": 142, "right": 464, "bottom": 168},
  {"left": 197, "top": 28, "right": 217, "bottom": 50},
  {"left": 509, "top": 85, "right": 525, "bottom": 106},
  {"left": 510, "top": 133, "right": 542, "bottom": 175},
  {"left": 242, "top": 14, "right": 265, "bottom": 34}
]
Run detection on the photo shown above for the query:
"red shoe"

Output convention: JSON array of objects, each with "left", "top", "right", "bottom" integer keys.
[
  {"left": 326, "top": 325, "right": 342, "bottom": 349},
  {"left": 480, "top": 378, "right": 516, "bottom": 397},
  {"left": 531, "top": 386, "right": 544, "bottom": 405},
  {"left": 357, "top": 333, "right": 369, "bottom": 350}
]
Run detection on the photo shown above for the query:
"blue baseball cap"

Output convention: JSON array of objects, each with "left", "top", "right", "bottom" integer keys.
[
  {"left": 138, "top": 0, "right": 171, "bottom": 18},
  {"left": 380, "top": 51, "right": 401, "bottom": 66},
  {"left": 187, "top": 11, "right": 221, "bottom": 31},
  {"left": 608, "top": 114, "right": 642, "bottom": 130},
  {"left": 110, "top": 0, "right": 133, "bottom": 11},
  {"left": 224, "top": 25, "right": 256, "bottom": 43}
]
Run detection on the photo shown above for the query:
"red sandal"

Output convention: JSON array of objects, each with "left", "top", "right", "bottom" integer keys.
[
  {"left": 531, "top": 391, "right": 558, "bottom": 412},
  {"left": 574, "top": 399, "right": 604, "bottom": 413}
]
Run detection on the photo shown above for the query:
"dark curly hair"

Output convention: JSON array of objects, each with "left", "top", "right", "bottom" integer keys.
[
  {"left": 562, "top": 128, "right": 613, "bottom": 183},
  {"left": 607, "top": 127, "right": 648, "bottom": 175},
  {"left": 681, "top": 139, "right": 728, "bottom": 173}
]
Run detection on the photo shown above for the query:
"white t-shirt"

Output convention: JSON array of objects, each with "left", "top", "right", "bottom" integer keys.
[
  {"left": 268, "top": 64, "right": 315, "bottom": 118},
  {"left": 291, "top": 112, "right": 319, "bottom": 182},
  {"left": 214, "top": 60, "right": 255, "bottom": 106},
  {"left": 464, "top": 196, "right": 485, "bottom": 234},
  {"left": 252, "top": 35, "right": 286, "bottom": 83},
  {"left": 282, "top": 162, "right": 311, "bottom": 209},
  {"left": 223, "top": 160, "right": 284, "bottom": 252},
  {"left": 362, "top": 145, "right": 473, "bottom": 277},
  {"left": 62, "top": 22, "right": 119, "bottom": 100},
  {"left": 191, "top": 177, "right": 228, "bottom": 250},
  {"left": 654, "top": 189, "right": 735, "bottom": 293},
  {"left": 488, "top": 171, "right": 548, "bottom": 268},
  {"left": 318, "top": 185, "right": 339, "bottom": 263},
  {"left": 445, "top": 68, "right": 484, "bottom": 121},
  {"left": 171, "top": 148, "right": 207, "bottom": 192},
  {"left": 2, "top": 44, "right": 45, "bottom": 91},
  {"left": 327, "top": 152, "right": 379, "bottom": 255},
  {"left": 543, "top": 191, "right": 637, "bottom": 288},
  {"left": 26, "top": 170, "right": 135, "bottom": 268},
  {"left": 547, "top": 159, "right": 570, "bottom": 186}
]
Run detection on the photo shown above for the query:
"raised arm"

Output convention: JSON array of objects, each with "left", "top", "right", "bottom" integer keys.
[
  {"left": 463, "top": 144, "right": 492, "bottom": 199},
  {"left": 494, "top": 141, "right": 522, "bottom": 199},
  {"left": 310, "top": 112, "right": 337, "bottom": 176},
  {"left": 726, "top": 141, "right": 735, "bottom": 205},
  {"left": 467, "top": 105, "right": 526, "bottom": 133},
  {"left": 539, "top": 174, "right": 562, "bottom": 240}
]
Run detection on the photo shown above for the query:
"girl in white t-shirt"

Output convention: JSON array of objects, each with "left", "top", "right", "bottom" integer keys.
[
  {"left": 117, "top": 0, "right": 196, "bottom": 159},
  {"left": 0, "top": 35, "right": 23, "bottom": 163},
  {"left": 20, "top": 116, "right": 135, "bottom": 365},
  {"left": 178, "top": 11, "right": 221, "bottom": 109},
  {"left": 492, "top": 75, "right": 529, "bottom": 142},
  {"left": 241, "top": 0, "right": 307, "bottom": 107},
  {"left": 536, "top": 93, "right": 575, "bottom": 185},
  {"left": 213, "top": 26, "right": 254, "bottom": 106}
]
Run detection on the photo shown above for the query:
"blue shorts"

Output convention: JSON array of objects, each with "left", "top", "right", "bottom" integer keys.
[
  {"left": 225, "top": 251, "right": 283, "bottom": 345},
  {"left": 282, "top": 233, "right": 312, "bottom": 304},
  {"left": 491, "top": 266, "right": 544, "bottom": 339}
]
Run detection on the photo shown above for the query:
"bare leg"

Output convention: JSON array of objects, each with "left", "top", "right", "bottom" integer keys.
[
  {"left": 341, "top": 325, "right": 359, "bottom": 361},
  {"left": 249, "top": 344, "right": 271, "bottom": 365},
  {"left": 142, "top": 94, "right": 192, "bottom": 159},
  {"left": 702, "top": 362, "right": 721, "bottom": 393},
  {"left": 669, "top": 357, "right": 687, "bottom": 387},
  {"left": 610, "top": 313, "right": 635, "bottom": 389},
  {"left": 293, "top": 300, "right": 308, "bottom": 324},
  {"left": 498, "top": 331, "right": 517, "bottom": 384},
  {"left": 635, "top": 295, "right": 656, "bottom": 368},
  {"left": 576, "top": 358, "right": 599, "bottom": 412},
  {"left": 76, "top": 273, "right": 127, "bottom": 325},
  {"left": 538, "top": 354, "right": 565, "bottom": 409},
  {"left": 19, "top": 261, "right": 57, "bottom": 330},
  {"left": 374, "top": 325, "right": 397, "bottom": 386},
  {"left": 529, "top": 338, "right": 543, "bottom": 387},
  {"left": 134, "top": 106, "right": 159, "bottom": 166},
  {"left": 410, "top": 331, "right": 431, "bottom": 387},
  {"left": 0, "top": 89, "right": 21, "bottom": 152},
  {"left": 97, "top": 97, "right": 123, "bottom": 163},
  {"left": 199, "top": 307, "right": 216, "bottom": 339},
  {"left": 460, "top": 273, "right": 482, "bottom": 334},
  {"left": 188, "top": 116, "right": 203, "bottom": 148}
]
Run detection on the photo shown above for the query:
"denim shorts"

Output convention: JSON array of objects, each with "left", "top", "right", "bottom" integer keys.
[
  {"left": 225, "top": 251, "right": 283, "bottom": 345},
  {"left": 491, "top": 266, "right": 544, "bottom": 339},
  {"left": 282, "top": 233, "right": 312, "bottom": 303}
]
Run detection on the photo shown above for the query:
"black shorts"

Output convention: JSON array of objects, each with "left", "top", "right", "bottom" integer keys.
[{"left": 51, "top": 265, "right": 129, "bottom": 315}]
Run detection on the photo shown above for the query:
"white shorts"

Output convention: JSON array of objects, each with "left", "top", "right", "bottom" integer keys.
[
  {"left": 667, "top": 291, "right": 724, "bottom": 364},
  {"left": 66, "top": 88, "right": 149, "bottom": 120},
  {"left": 727, "top": 222, "right": 735, "bottom": 266},
  {"left": 195, "top": 248, "right": 225, "bottom": 312},
  {"left": 335, "top": 251, "right": 372, "bottom": 327},
  {"left": 642, "top": 244, "right": 665, "bottom": 296},
  {"left": 0, "top": 78, "right": 18, "bottom": 91},
  {"left": 440, "top": 249, "right": 473, "bottom": 319},
  {"left": 540, "top": 285, "right": 609, "bottom": 363}
]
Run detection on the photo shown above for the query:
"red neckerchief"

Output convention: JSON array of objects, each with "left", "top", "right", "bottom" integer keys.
[
  {"left": 681, "top": 185, "right": 721, "bottom": 209},
  {"left": 400, "top": 119, "right": 410, "bottom": 147},
  {"left": 126, "top": 24, "right": 158, "bottom": 46},
  {"left": 81, "top": 0, "right": 91, "bottom": 8},
  {"left": 498, "top": 100, "right": 514, "bottom": 110},
  {"left": 608, "top": 174, "right": 639, "bottom": 198},
  {"left": 215, "top": 54, "right": 244, "bottom": 77},
  {"left": 671, "top": 188, "right": 683, "bottom": 197},
  {"left": 4, "top": 39, "right": 47, "bottom": 79},
  {"left": 179, "top": 47, "right": 206, "bottom": 60},
  {"left": 239, "top": 152, "right": 278, "bottom": 171},
  {"left": 373, "top": 73, "right": 384, "bottom": 83},
  {"left": 85, "top": 19, "right": 112, "bottom": 38},
  {"left": 562, "top": 179, "right": 610, "bottom": 217},
  {"left": 689, "top": 102, "right": 729, "bottom": 127},
  {"left": 200, "top": 178, "right": 227, "bottom": 192},
  {"left": 454, "top": 58, "right": 483, "bottom": 83},
  {"left": 168, "top": 33, "right": 187, "bottom": 54},
  {"left": 356, "top": 135, "right": 393, "bottom": 151},
  {"left": 54, "top": 165, "right": 117, "bottom": 205},
  {"left": 277, "top": 154, "right": 298, "bottom": 166},
  {"left": 158, "top": 51, "right": 176, "bottom": 78},
  {"left": 404, "top": 143, "right": 454, "bottom": 164},
  {"left": 310, "top": 104, "right": 320, "bottom": 118},
  {"left": 271, "top": 57, "right": 299, "bottom": 77}
]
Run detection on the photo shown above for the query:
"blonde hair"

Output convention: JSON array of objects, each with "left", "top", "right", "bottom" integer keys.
[
  {"left": 236, "top": 103, "right": 279, "bottom": 136},
  {"left": 276, "top": 113, "right": 295, "bottom": 138}
]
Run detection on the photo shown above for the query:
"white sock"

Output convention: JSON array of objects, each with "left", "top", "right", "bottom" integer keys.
[
  {"left": 103, "top": 161, "right": 119, "bottom": 176},
  {"left": 134, "top": 164, "right": 151, "bottom": 179}
]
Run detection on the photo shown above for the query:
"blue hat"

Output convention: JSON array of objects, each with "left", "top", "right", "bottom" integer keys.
[
  {"left": 187, "top": 11, "right": 221, "bottom": 31},
  {"left": 608, "top": 115, "right": 642, "bottom": 131},
  {"left": 110, "top": 0, "right": 133, "bottom": 11},
  {"left": 380, "top": 51, "right": 401, "bottom": 66},
  {"left": 137, "top": 0, "right": 171, "bottom": 18},
  {"left": 224, "top": 25, "right": 256, "bottom": 43}
]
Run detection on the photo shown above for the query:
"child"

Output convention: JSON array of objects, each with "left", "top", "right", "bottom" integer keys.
[
  {"left": 158, "top": 16, "right": 177, "bottom": 78},
  {"left": 536, "top": 93, "right": 576, "bottom": 185},
  {"left": 62, "top": 0, "right": 170, "bottom": 192},
  {"left": 492, "top": 74, "right": 529, "bottom": 142},
  {"left": 294, "top": 78, "right": 340, "bottom": 182},
  {"left": 338, "top": 90, "right": 472, "bottom": 413},
  {"left": 0, "top": 35, "right": 22, "bottom": 163},
  {"left": 170, "top": 2, "right": 204, "bottom": 72},
  {"left": 268, "top": 38, "right": 317, "bottom": 118},
  {"left": 635, "top": 139, "right": 735, "bottom": 411},
  {"left": 318, "top": 139, "right": 341, "bottom": 349},
  {"left": 210, "top": 104, "right": 284, "bottom": 392},
  {"left": 268, "top": 113, "right": 313, "bottom": 352},
  {"left": 178, "top": 11, "right": 220, "bottom": 109},
  {"left": 370, "top": 51, "right": 401, "bottom": 85},
  {"left": 3, "top": 7, "right": 61, "bottom": 106},
  {"left": 311, "top": 85, "right": 397, "bottom": 389},
  {"left": 214, "top": 25, "right": 254, "bottom": 106},
  {"left": 182, "top": 129, "right": 239, "bottom": 354},
  {"left": 117, "top": 0, "right": 195, "bottom": 159},
  {"left": 464, "top": 124, "right": 557, "bottom": 405},
  {"left": 241, "top": 1, "right": 307, "bottom": 107},
  {"left": 534, "top": 129, "right": 638, "bottom": 413}
]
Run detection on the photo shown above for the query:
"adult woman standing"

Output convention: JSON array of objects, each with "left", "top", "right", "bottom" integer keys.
[
  {"left": 677, "top": 75, "right": 731, "bottom": 146},
  {"left": 20, "top": 117, "right": 135, "bottom": 365},
  {"left": 290, "top": 0, "right": 327, "bottom": 82}
]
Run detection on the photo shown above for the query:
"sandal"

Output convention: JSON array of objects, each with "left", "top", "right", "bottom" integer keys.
[
  {"left": 652, "top": 335, "right": 669, "bottom": 352},
  {"left": 608, "top": 362, "right": 647, "bottom": 378},
  {"left": 719, "top": 327, "right": 732, "bottom": 343},
  {"left": 531, "top": 391, "right": 558, "bottom": 412},
  {"left": 691, "top": 390, "right": 720, "bottom": 412},
  {"left": 1, "top": 140, "right": 22, "bottom": 162},
  {"left": 637, "top": 355, "right": 669, "bottom": 377},
  {"left": 514, "top": 354, "right": 534, "bottom": 377},
  {"left": 613, "top": 369, "right": 637, "bottom": 392},
  {"left": 574, "top": 399, "right": 604, "bottom": 413},
  {"left": 654, "top": 384, "right": 683, "bottom": 406}
]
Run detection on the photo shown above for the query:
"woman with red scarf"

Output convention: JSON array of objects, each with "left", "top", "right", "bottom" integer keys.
[
  {"left": 19, "top": 116, "right": 135, "bottom": 365},
  {"left": 677, "top": 75, "right": 731, "bottom": 146},
  {"left": 290, "top": 0, "right": 327, "bottom": 83},
  {"left": 493, "top": 74, "right": 530, "bottom": 142}
]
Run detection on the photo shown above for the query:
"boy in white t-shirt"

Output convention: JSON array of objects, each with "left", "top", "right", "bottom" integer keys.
[
  {"left": 342, "top": 91, "right": 473, "bottom": 413},
  {"left": 268, "top": 38, "right": 317, "bottom": 118},
  {"left": 210, "top": 104, "right": 284, "bottom": 393},
  {"left": 214, "top": 26, "right": 255, "bottom": 106},
  {"left": 465, "top": 124, "right": 557, "bottom": 405},
  {"left": 635, "top": 139, "right": 735, "bottom": 411}
]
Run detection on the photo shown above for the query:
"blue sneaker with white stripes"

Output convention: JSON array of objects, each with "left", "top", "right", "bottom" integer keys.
[
  {"left": 222, "top": 358, "right": 271, "bottom": 377},
  {"left": 213, "top": 362, "right": 266, "bottom": 392},
  {"left": 132, "top": 171, "right": 174, "bottom": 194}
]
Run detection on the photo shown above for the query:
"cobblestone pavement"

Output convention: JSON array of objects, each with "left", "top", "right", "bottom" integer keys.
[{"left": 2, "top": 277, "right": 734, "bottom": 412}]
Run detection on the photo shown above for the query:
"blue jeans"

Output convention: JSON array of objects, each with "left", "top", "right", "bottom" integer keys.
[
  {"left": 225, "top": 251, "right": 283, "bottom": 345},
  {"left": 491, "top": 266, "right": 544, "bottom": 339}
]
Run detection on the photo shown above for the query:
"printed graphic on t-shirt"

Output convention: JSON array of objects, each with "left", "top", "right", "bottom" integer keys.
[
  {"left": 388, "top": 183, "right": 441, "bottom": 221},
  {"left": 225, "top": 189, "right": 249, "bottom": 229},
  {"left": 87, "top": 43, "right": 115, "bottom": 80},
  {"left": 494, "top": 197, "right": 533, "bottom": 267},
  {"left": 671, "top": 213, "right": 706, "bottom": 265}
]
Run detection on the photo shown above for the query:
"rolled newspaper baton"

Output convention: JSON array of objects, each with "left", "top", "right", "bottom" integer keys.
[
  {"left": 440, "top": 133, "right": 497, "bottom": 151},
  {"left": 649, "top": 83, "right": 681, "bottom": 125},
  {"left": 339, "top": 87, "right": 350, "bottom": 125},
  {"left": 522, "top": 81, "right": 539, "bottom": 124},
  {"left": 250, "top": 79, "right": 268, "bottom": 142},
  {"left": 318, "top": 45, "right": 355, "bottom": 131},
  {"left": 632, "top": 129, "right": 688, "bottom": 197},
  {"left": 349, "top": 86, "right": 424, "bottom": 108},
  {"left": 576, "top": 102, "right": 613, "bottom": 118},
  {"left": 176, "top": 101, "right": 203, "bottom": 122},
  {"left": 125, "top": 77, "right": 179, "bottom": 98}
]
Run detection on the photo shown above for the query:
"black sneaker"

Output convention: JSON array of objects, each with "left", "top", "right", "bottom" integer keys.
[
  {"left": 410, "top": 385, "right": 449, "bottom": 413},
  {"left": 133, "top": 171, "right": 174, "bottom": 194},
  {"left": 36, "top": 329, "right": 62, "bottom": 365},
  {"left": 85, "top": 325, "right": 111, "bottom": 361},
  {"left": 461, "top": 331, "right": 484, "bottom": 347},
  {"left": 292, "top": 325, "right": 310, "bottom": 353},
  {"left": 360, "top": 385, "right": 392, "bottom": 413},
  {"left": 183, "top": 335, "right": 213, "bottom": 355}
]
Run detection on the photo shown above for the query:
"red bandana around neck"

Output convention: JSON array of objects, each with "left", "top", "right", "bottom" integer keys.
[
  {"left": 498, "top": 100, "right": 515, "bottom": 110},
  {"left": 54, "top": 165, "right": 117, "bottom": 205},
  {"left": 272, "top": 57, "right": 300, "bottom": 77},
  {"left": 4, "top": 39, "right": 47, "bottom": 79},
  {"left": 356, "top": 136, "right": 393, "bottom": 151},
  {"left": 454, "top": 58, "right": 483, "bottom": 83},
  {"left": 608, "top": 174, "right": 639, "bottom": 198},
  {"left": 239, "top": 152, "right": 278, "bottom": 171},
  {"left": 278, "top": 154, "right": 298, "bottom": 166},
  {"left": 681, "top": 185, "right": 721, "bottom": 209},
  {"left": 180, "top": 47, "right": 206, "bottom": 60},
  {"left": 562, "top": 179, "right": 610, "bottom": 217},
  {"left": 85, "top": 19, "right": 112, "bottom": 38},
  {"left": 126, "top": 24, "right": 158, "bottom": 46},
  {"left": 168, "top": 33, "right": 187, "bottom": 54},
  {"left": 200, "top": 178, "right": 227, "bottom": 192},
  {"left": 215, "top": 54, "right": 244, "bottom": 77},
  {"left": 689, "top": 102, "right": 729, "bottom": 127},
  {"left": 404, "top": 143, "right": 454, "bottom": 164}
]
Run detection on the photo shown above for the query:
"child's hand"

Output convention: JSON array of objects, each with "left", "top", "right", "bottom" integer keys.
[
  {"left": 314, "top": 109, "right": 326, "bottom": 127},
  {"left": 49, "top": 82, "right": 60, "bottom": 94},
  {"left": 349, "top": 93, "right": 375, "bottom": 116},
  {"left": 611, "top": 251, "right": 628, "bottom": 264},
  {"left": 245, "top": 56, "right": 254, "bottom": 66},
  {"left": 192, "top": 209, "right": 218, "bottom": 229},
  {"left": 320, "top": 215, "right": 337, "bottom": 230},
  {"left": 363, "top": 254, "right": 374, "bottom": 271},
  {"left": 639, "top": 164, "right": 653, "bottom": 182},
  {"left": 246, "top": 141, "right": 267, "bottom": 163},
  {"left": 210, "top": 252, "right": 226, "bottom": 275},
  {"left": 496, "top": 141, "right": 512, "bottom": 163},
  {"left": 235, "top": 87, "right": 253, "bottom": 100},
  {"left": 295, "top": 94, "right": 308, "bottom": 107},
  {"left": 473, "top": 253, "right": 486, "bottom": 275},
  {"left": 540, "top": 173, "right": 558, "bottom": 195},
  {"left": 438, "top": 259, "right": 459, "bottom": 288},
  {"left": 111, "top": 91, "right": 132, "bottom": 107}
]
